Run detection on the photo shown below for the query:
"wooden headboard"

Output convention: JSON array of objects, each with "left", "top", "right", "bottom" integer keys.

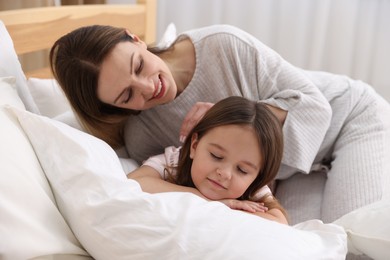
[{"left": 0, "top": 0, "right": 156, "bottom": 78}]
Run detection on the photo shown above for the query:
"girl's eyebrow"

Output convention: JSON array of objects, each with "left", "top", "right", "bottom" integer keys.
[{"left": 113, "top": 52, "right": 135, "bottom": 104}]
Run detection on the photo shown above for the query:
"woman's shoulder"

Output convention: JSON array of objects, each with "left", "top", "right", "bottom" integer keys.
[
  {"left": 184, "top": 24, "right": 244, "bottom": 34},
  {"left": 178, "top": 24, "right": 254, "bottom": 43}
]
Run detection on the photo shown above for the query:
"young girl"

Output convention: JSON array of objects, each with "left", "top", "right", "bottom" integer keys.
[{"left": 128, "top": 96, "right": 288, "bottom": 224}]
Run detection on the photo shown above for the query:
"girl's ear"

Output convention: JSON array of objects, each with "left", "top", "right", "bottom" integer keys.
[{"left": 189, "top": 133, "right": 199, "bottom": 159}]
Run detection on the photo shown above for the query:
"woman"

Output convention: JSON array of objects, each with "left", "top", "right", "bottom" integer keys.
[
  {"left": 50, "top": 24, "right": 390, "bottom": 223},
  {"left": 129, "top": 96, "right": 288, "bottom": 224}
]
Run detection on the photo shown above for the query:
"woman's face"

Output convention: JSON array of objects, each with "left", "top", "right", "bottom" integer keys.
[
  {"left": 97, "top": 39, "right": 177, "bottom": 110},
  {"left": 190, "top": 124, "right": 262, "bottom": 200}
]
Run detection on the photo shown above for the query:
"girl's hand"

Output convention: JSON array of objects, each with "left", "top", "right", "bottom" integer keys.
[
  {"left": 180, "top": 102, "right": 214, "bottom": 142},
  {"left": 218, "top": 199, "right": 268, "bottom": 213},
  {"left": 253, "top": 209, "right": 289, "bottom": 225}
]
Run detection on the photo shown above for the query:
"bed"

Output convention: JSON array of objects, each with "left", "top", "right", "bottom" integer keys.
[{"left": 0, "top": 1, "right": 389, "bottom": 259}]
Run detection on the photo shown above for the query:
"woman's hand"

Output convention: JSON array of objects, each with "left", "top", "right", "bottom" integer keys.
[
  {"left": 218, "top": 199, "right": 268, "bottom": 213},
  {"left": 264, "top": 104, "right": 287, "bottom": 125},
  {"left": 180, "top": 102, "right": 214, "bottom": 142}
]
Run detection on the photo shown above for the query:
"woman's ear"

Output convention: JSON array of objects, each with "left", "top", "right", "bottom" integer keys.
[
  {"left": 131, "top": 34, "right": 141, "bottom": 42},
  {"left": 189, "top": 133, "right": 198, "bottom": 159},
  {"left": 125, "top": 29, "right": 144, "bottom": 44}
]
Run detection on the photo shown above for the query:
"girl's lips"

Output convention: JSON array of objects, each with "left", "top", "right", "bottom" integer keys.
[{"left": 207, "top": 178, "right": 227, "bottom": 190}]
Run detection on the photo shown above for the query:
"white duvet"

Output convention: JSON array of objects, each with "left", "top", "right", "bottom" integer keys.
[{"left": 7, "top": 106, "right": 348, "bottom": 259}]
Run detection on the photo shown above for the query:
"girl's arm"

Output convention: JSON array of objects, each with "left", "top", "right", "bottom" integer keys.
[
  {"left": 128, "top": 166, "right": 267, "bottom": 213},
  {"left": 248, "top": 184, "right": 288, "bottom": 224},
  {"left": 127, "top": 165, "right": 206, "bottom": 198},
  {"left": 254, "top": 195, "right": 289, "bottom": 225}
]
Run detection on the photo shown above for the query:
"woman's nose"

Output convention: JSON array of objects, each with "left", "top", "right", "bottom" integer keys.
[{"left": 133, "top": 78, "right": 154, "bottom": 98}]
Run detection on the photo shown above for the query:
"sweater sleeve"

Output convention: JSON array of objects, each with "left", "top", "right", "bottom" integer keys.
[
  {"left": 229, "top": 26, "right": 332, "bottom": 177},
  {"left": 259, "top": 52, "right": 331, "bottom": 176}
]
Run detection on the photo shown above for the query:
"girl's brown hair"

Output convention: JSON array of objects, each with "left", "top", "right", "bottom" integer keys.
[
  {"left": 50, "top": 25, "right": 140, "bottom": 148},
  {"left": 175, "top": 96, "right": 284, "bottom": 201}
]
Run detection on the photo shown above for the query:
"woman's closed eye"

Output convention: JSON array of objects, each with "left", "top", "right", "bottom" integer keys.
[
  {"left": 136, "top": 58, "right": 144, "bottom": 75},
  {"left": 122, "top": 58, "right": 143, "bottom": 104},
  {"left": 122, "top": 88, "right": 133, "bottom": 104}
]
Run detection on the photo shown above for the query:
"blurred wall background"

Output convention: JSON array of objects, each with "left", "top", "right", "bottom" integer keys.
[{"left": 2, "top": 0, "right": 389, "bottom": 101}]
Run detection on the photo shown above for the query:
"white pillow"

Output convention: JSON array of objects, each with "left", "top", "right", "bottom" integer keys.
[
  {"left": 27, "top": 77, "right": 71, "bottom": 118},
  {"left": 53, "top": 110, "right": 83, "bottom": 131},
  {"left": 0, "top": 78, "right": 90, "bottom": 259},
  {"left": 26, "top": 78, "right": 135, "bottom": 164},
  {"left": 8, "top": 106, "right": 348, "bottom": 259},
  {"left": 333, "top": 199, "right": 390, "bottom": 260},
  {"left": 155, "top": 22, "right": 177, "bottom": 49},
  {"left": 0, "top": 76, "right": 25, "bottom": 109},
  {"left": 0, "top": 21, "right": 39, "bottom": 114},
  {"left": 119, "top": 157, "right": 139, "bottom": 174}
]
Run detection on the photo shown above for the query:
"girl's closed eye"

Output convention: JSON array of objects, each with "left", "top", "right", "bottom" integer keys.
[
  {"left": 210, "top": 152, "right": 223, "bottom": 160},
  {"left": 237, "top": 166, "right": 248, "bottom": 174}
]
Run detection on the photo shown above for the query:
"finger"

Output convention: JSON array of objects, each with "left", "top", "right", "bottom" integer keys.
[
  {"left": 244, "top": 201, "right": 268, "bottom": 212},
  {"left": 180, "top": 103, "right": 213, "bottom": 140},
  {"left": 238, "top": 201, "right": 263, "bottom": 213},
  {"left": 224, "top": 200, "right": 252, "bottom": 212},
  {"left": 248, "top": 204, "right": 266, "bottom": 213},
  {"left": 179, "top": 105, "right": 200, "bottom": 140},
  {"left": 256, "top": 205, "right": 268, "bottom": 212},
  {"left": 240, "top": 203, "right": 257, "bottom": 213}
]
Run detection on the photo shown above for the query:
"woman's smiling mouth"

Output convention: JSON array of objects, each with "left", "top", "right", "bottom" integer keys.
[{"left": 153, "top": 75, "right": 165, "bottom": 99}]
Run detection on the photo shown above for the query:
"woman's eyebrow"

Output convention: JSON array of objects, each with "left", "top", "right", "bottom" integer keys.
[
  {"left": 113, "top": 53, "right": 135, "bottom": 104},
  {"left": 129, "top": 52, "right": 135, "bottom": 74}
]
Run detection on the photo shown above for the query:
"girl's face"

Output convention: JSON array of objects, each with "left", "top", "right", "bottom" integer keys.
[
  {"left": 190, "top": 124, "right": 263, "bottom": 200},
  {"left": 97, "top": 38, "right": 177, "bottom": 110}
]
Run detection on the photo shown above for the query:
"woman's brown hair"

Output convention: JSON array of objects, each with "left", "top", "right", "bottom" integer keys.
[
  {"left": 50, "top": 25, "right": 141, "bottom": 148},
  {"left": 176, "top": 96, "right": 284, "bottom": 201}
]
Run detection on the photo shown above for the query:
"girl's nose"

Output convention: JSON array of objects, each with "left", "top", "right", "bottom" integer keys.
[{"left": 216, "top": 166, "right": 232, "bottom": 180}]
